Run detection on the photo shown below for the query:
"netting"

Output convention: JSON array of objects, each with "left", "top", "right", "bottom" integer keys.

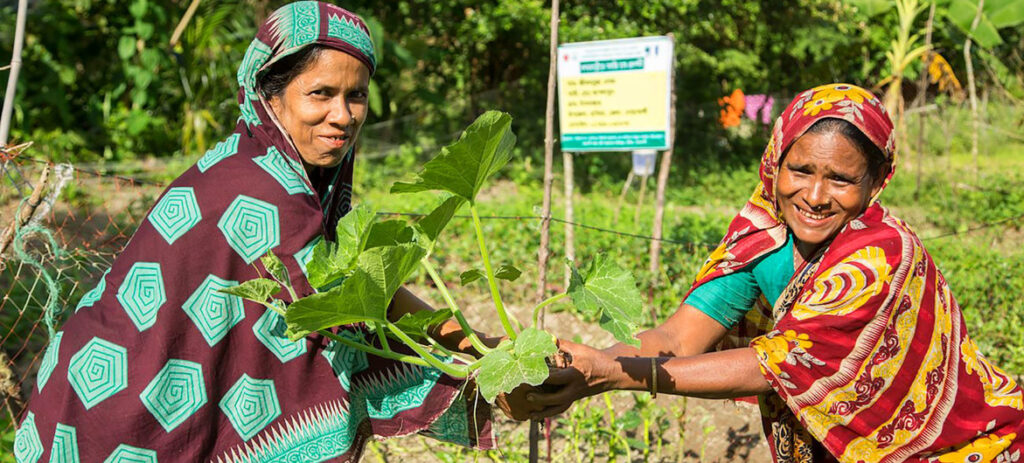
[{"left": 0, "top": 154, "right": 162, "bottom": 445}]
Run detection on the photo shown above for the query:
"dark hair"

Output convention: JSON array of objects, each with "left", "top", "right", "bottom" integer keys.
[
  {"left": 258, "top": 45, "right": 325, "bottom": 100},
  {"left": 797, "top": 118, "right": 891, "bottom": 182}
]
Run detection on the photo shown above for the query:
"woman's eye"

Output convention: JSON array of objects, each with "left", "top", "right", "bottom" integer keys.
[{"left": 349, "top": 91, "right": 368, "bottom": 100}]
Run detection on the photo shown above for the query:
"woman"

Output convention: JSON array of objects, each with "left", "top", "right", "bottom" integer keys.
[
  {"left": 530, "top": 84, "right": 1024, "bottom": 462},
  {"left": 14, "top": 3, "right": 498, "bottom": 461}
]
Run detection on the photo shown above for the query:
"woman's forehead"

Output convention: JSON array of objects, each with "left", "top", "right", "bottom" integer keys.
[{"left": 785, "top": 132, "right": 869, "bottom": 171}]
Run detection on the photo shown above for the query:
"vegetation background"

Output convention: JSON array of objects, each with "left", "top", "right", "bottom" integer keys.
[{"left": 1, "top": 0, "right": 1022, "bottom": 461}]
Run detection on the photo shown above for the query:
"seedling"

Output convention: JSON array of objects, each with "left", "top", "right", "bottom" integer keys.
[{"left": 222, "top": 111, "right": 643, "bottom": 402}]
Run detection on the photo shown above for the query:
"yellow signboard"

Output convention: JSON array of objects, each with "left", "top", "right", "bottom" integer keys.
[{"left": 557, "top": 36, "right": 674, "bottom": 151}]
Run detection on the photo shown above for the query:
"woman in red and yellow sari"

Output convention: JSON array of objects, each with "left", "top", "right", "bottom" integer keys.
[{"left": 528, "top": 83, "right": 1024, "bottom": 462}]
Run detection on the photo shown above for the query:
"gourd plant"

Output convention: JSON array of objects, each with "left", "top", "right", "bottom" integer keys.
[{"left": 221, "top": 111, "right": 643, "bottom": 402}]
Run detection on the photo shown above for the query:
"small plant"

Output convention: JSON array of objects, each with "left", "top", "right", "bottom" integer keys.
[{"left": 222, "top": 111, "right": 643, "bottom": 402}]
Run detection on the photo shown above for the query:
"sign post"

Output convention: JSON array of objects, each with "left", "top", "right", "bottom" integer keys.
[{"left": 556, "top": 35, "right": 674, "bottom": 294}]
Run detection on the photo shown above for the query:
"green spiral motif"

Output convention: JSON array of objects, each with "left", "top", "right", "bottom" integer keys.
[
  {"left": 253, "top": 147, "right": 313, "bottom": 196},
  {"left": 115, "top": 262, "right": 166, "bottom": 332},
  {"left": 181, "top": 274, "right": 245, "bottom": 346},
  {"left": 67, "top": 337, "right": 128, "bottom": 410},
  {"left": 35, "top": 331, "right": 62, "bottom": 392},
  {"left": 197, "top": 134, "right": 242, "bottom": 173},
  {"left": 49, "top": 423, "right": 79, "bottom": 463},
  {"left": 320, "top": 330, "right": 368, "bottom": 389},
  {"left": 103, "top": 444, "right": 157, "bottom": 463},
  {"left": 294, "top": 236, "right": 321, "bottom": 281},
  {"left": 217, "top": 195, "right": 281, "bottom": 264},
  {"left": 148, "top": 187, "right": 202, "bottom": 245},
  {"left": 220, "top": 374, "right": 281, "bottom": 441},
  {"left": 75, "top": 269, "right": 109, "bottom": 313},
  {"left": 14, "top": 411, "right": 42, "bottom": 463},
  {"left": 252, "top": 309, "right": 307, "bottom": 363},
  {"left": 140, "top": 359, "right": 207, "bottom": 432}
]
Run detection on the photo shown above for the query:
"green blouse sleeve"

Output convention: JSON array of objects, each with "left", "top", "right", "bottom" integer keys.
[{"left": 685, "top": 234, "right": 795, "bottom": 329}]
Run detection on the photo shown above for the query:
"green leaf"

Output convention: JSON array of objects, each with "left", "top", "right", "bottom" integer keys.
[
  {"left": 390, "top": 111, "right": 516, "bottom": 203},
  {"left": 261, "top": 250, "right": 289, "bottom": 284},
  {"left": 476, "top": 328, "right": 557, "bottom": 402},
  {"left": 415, "top": 196, "right": 465, "bottom": 244},
  {"left": 987, "top": 0, "right": 1024, "bottom": 27},
  {"left": 365, "top": 220, "right": 415, "bottom": 249},
  {"left": 218, "top": 278, "right": 280, "bottom": 304},
  {"left": 947, "top": 0, "right": 1005, "bottom": 48},
  {"left": 286, "top": 243, "right": 427, "bottom": 340},
  {"left": 392, "top": 308, "right": 453, "bottom": 341},
  {"left": 495, "top": 263, "right": 521, "bottom": 282},
  {"left": 118, "top": 36, "right": 136, "bottom": 60},
  {"left": 460, "top": 269, "right": 485, "bottom": 286},
  {"left": 849, "top": 0, "right": 894, "bottom": 17},
  {"left": 567, "top": 255, "right": 643, "bottom": 347},
  {"left": 306, "top": 205, "right": 376, "bottom": 289}
]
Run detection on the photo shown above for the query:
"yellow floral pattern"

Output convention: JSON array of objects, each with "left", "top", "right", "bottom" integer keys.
[
  {"left": 938, "top": 433, "right": 1017, "bottom": 463},
  {"left": 962, "top": 337, "right": 1024, "bottom": 411},
  {"left": 810, "top": 83, "right": 875, "bottom": 104}
]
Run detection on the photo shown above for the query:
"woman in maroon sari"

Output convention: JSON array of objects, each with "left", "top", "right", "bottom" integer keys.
[
  {"left": 14, "top": 3, "right": 498, "bottom": 461},
  {"left": 530, "top": 83, "right": 1024, "bottom": 462}
]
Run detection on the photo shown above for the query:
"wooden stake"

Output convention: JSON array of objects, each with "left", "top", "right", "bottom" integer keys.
[
  {"left": 964, "top": 0, "right": 984, "bottom": 179},
  {"left": 613, "top": 171, "right": 635, "bottom": 224},
  {"left": 912, "top": 2, "right": 936, "bottom": 199},
  {"left": 634, "top": 174, "right": 647, "bottom": 226},
  {"left": 563, "top": 151, "right": 575, "bottom": 289},
  {"left": 533, "top": 0, "right": 559, "bottom": 460},
  {"left": 649, "top": 40, "right": 676, "bottom": 289}
]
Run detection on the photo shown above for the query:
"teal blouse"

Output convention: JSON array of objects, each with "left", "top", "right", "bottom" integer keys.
[{"left": 685, "top": 233, "right": 795, "bottom": 329}]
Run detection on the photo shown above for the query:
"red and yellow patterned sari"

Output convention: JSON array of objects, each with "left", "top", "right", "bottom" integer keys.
[{"left": 690, "top": 84, "right": 1024, "bottom": 463}]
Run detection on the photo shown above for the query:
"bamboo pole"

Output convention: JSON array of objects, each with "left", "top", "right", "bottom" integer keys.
[
  {"left": 0, "top": 0, "right": 29, "bottom": 147},
  {"left": 533, "top": 0, "right": 559, "bottom": 461},
  {"left": 964, "top": 0, "right": 984, "bottom": 179},
  {"left": 912, "top": 1, "right": 936, "bottom": 199},
  {"left": 563, "top": 152, "right": 574, "bottom": 289}
]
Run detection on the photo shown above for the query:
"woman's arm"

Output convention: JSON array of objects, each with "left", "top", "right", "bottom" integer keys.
[
  {"left": 529, "top": 340, "right": 771, "bottom": 418},
  {"left": 387, "top": 286, "right": 500, "bottom": 357},
  {"left": 601, "top": 303, "right": 729, "bottom": 358}
]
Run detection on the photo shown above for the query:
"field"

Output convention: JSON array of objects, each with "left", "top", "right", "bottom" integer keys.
[{"left": 2, "top": 103, "right": 1023, "bottom": 461}]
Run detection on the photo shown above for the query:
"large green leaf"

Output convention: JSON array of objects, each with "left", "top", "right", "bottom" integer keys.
[
  {"left": 986, "top": 0, "right": 1024, "bottom": 27},
  {"left": 392, "top": 308, "right": 453, "bottom": 341},
  {"left": 365, "top": 220, "right": 415, "bottom": 249},
  {"left": 218, "top": 278, "right": 280, "bottom": 304},
  {"left": 476, "top": 328, "right": 557, "bottom": 402},
  {"left": 390, "top": 111, "right": 516, "bottom": 204},
  {"left": 286, "top": 243, "right": 427, "bottom": 340},
  {"left": 416, "top": 196, "right": 466, "bottom": 244},
  {"left": 306, "top": 205, "right": 377, "bottom": 289},
  {"left": 947, "top": 0, "right": 1004, "bottom": 48},
  {"left": 567, "top": 255, "right": 643, "bottom": 347}
]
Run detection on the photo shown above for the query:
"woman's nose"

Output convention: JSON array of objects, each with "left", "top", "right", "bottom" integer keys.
[
  {"left": 805, "top": 178, "right": 829, "bottom": 208},
  {"left": 326, "top": 99, "right": 353, "bottom": 126}
]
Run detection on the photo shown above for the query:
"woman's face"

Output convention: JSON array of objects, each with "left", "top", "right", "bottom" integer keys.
[
  {"left": 267, "top": 49, "right": 370, "bottom": 171},
  {"left": 776, "top": 131, "right": 882, "bottom": 255}
]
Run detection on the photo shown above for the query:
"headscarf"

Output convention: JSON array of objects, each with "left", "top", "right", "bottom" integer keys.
[
  {"left": 15, "top": 3, "right": 492, "bottom": 462},
  {"left": 688, "top": 84, "right": 1024, "bottom": 462}
]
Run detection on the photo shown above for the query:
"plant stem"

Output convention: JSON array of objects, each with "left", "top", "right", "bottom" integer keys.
[
  {"left": 373, "top": 321, "right": 392, "bottom": 352},
  {"left": 532, "top": 293, "right": 567, "bottom": 326},
  {"left": 386, "top": 323, "right": 469, "bottom": 378},
  {"left": 421, "top": 260, "right": 492, "bottom": 355},
  {"left": 425, "top": 335, "right": 456, "bottom": 358},
  {"left": 319, "top": 329, "right": 435, "bottom": 369},
  {"left": 469, "top": 204, "right": 517, "bottom": 340}
]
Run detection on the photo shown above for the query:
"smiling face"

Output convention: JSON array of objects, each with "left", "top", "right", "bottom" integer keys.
[
  {"left": 776, "top": 131, "right": 883, "bottom": 258},
  {"left": 267, "top": 49, "right": 370, "bottom": 171}
]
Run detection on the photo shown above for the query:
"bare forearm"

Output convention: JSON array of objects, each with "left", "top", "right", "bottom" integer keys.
[
  {"left": 388, "top": 287, "right": 496, "bottom": 355},
  {"left": 602, "top": 304, "right": 728, "bottom": 358},
  {"left": 604, "top": 348, "right": 771, "bottom": 399}
]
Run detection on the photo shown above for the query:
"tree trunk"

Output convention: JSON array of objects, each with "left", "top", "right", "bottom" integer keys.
[{"left": 964, "top": 0, "right": 984, "bottom": 178}]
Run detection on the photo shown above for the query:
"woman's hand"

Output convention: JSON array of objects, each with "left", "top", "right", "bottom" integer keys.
[
  {"left": 527, "top": 339, "right": 619, "bottom": 419},
  {"left": 494, "top": 384, "right": 543, "bottom": 421}
]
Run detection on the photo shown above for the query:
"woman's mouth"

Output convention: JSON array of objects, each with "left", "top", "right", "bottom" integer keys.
[
  {"left": 320, "top": 134, "right": 349, "bottom": 149},
  {"left": 795, "top": 206, "right": 834, "bottom": 225}
]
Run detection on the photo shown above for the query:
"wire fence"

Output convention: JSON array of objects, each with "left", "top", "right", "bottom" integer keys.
[{"left": 2, "top": 147, "right": 1023, "bottom": 443}]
